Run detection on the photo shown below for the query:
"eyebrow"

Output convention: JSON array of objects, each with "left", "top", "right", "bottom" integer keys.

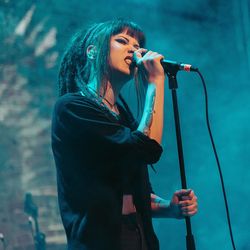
[{"left": 117, "top": 35, "right": 140, "bottom": 48}]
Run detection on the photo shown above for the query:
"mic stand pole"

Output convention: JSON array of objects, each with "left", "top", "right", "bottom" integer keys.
[
  {"left": 0, "top": 233, "right": 7, "bottom": 250},
  {"left": 166, "top": 68, "right": 196, "bottom": 250},
  {"left": 24, "top": 193, "right": 46, "bottom": 250},
  {"left": 33, "top": 215, "right": 46, "bottom": 250}
]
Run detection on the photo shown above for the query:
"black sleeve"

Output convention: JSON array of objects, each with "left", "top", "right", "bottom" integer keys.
[{"left": 53, "top": 94, "right": 163, "bottom": 165}]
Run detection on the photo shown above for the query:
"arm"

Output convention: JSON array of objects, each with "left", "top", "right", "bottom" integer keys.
[
  {"left": 137, "top": 81, "right": 164, "bottom": 144},
  {"left": 54, "top": 93, "right": 163, "bottom": 166},
  {"left": 135, "top": 49, "right": 165, "bottom": 144},
  {"left": 150, "top": 193, "right": 173, "bottom": 218},
  {"left": 151, "top": 190, "right": 198, "bottom": 219}
]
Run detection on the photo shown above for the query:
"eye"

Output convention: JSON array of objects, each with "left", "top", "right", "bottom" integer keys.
[
  {"left": 134, "top": 44, "right": 140, "bottom": 50},
  {"left": 116, "top": 38, "right": 127, "bottom": 44}
]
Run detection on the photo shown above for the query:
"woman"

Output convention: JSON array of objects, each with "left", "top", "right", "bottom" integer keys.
[{"left": 51, "top": 19, "right": 198, "bottom": 250}]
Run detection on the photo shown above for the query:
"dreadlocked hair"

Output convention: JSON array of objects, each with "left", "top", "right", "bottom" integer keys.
[{"left": 58, "top": 24, "right": 100, "bottom": 96}]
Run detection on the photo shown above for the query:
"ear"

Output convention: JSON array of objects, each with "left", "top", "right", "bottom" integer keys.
[{"left": 86, "top": 45, "right": 97, "bottom": 60}]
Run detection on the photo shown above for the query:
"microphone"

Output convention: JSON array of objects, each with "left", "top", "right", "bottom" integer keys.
[
  {"left": 132, "top": 52, "right": 198, "bottom": 73},
  {"left": 161, "top": 59, "right": 198, "bottom": 73},
  {"left": 24, "top": 192, "right": 38, "bottom": 219}
]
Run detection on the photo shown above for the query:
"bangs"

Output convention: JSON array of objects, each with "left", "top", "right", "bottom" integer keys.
[{"left": 111, "top": 20, "right": 146, "bottom": 47}]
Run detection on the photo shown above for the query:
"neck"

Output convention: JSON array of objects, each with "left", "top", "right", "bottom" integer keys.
[{"left": 87, "top": 76, "right": 126, "bottom": 106}]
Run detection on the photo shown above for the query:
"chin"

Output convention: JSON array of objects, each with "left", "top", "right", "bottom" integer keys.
[
  {"left": 123, "top": 64, "right": 136, "bottom": 76},
  {"left": 112, "top": 66, "right": 134, "bottom": 81}
]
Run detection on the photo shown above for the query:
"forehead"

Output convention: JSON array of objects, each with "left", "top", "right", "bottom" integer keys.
[{"left": 112, "top": 31, "right": 139, "bottom": 43}]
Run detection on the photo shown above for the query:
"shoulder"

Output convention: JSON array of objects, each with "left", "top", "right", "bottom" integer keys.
[
  {"left": 54, "top": 92, "right": 102, "bottom": 115},
  {"left": 54, "top": 92, "right": 95, "bottom": 107},
  {"left": 53, "top": 92, "right": 120, "bottom": 124}
]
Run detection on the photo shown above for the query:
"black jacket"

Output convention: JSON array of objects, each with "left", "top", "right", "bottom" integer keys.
[{"left": 51, "top": 92, "right": 163, "bottom": 250}]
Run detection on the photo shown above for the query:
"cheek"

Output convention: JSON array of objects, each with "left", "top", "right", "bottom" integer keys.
[{"left": 109, "top": 44, "right": 122, "bottom": 66}]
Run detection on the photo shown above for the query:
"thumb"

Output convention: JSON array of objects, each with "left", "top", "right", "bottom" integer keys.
[
  {"left": 175, "top": 189, "right": 192, "bottom": 197},
  {"left": 133, "top": 48, "right": 147, "bottom": 64}
]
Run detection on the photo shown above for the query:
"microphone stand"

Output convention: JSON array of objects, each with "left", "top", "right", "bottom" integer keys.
[
  {"left": 0, "top": 233, "right": 7, "bottom": 250},
  {"left": 33, "top": 215, "right": 46, "bottom": 250},
  {"left": 166, "top": 66, "right": 196, "bottom": 250},
  {"left": 24, "top": 193, "right": 46, "bottom": 250}
]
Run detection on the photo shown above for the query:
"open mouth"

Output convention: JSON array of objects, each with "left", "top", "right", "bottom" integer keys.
[
  {"left": 124, "top": 56, "right": 133, "bottom": 65},
  {"left": 125, "top": 58, "right": 132, "bottom": 65}
]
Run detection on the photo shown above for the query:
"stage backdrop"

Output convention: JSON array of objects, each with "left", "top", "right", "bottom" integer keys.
[{"left": 0, "top": 0, "right": 249, "bottom": 249}]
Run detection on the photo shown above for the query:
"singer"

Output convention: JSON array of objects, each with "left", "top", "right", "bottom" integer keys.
[{"left": 51, "top": 19, "right": 198, "bottom": 250}]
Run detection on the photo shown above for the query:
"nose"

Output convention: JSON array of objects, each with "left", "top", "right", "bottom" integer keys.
[{"left": 128, "top": 44, "right": 138, "bottom": 54}]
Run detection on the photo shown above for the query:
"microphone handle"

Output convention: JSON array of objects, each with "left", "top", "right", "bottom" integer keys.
[{"left": 161, "top": 59, "right": 198, "bottom": 72}]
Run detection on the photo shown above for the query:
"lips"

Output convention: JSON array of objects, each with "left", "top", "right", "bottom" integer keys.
[{"left": 124, "top": 56, "right": 133, "bottom": 64}]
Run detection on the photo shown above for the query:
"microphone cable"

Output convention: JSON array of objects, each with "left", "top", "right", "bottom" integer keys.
[{"left": 196, "top": 70, "right": 236, "bottom": 250}]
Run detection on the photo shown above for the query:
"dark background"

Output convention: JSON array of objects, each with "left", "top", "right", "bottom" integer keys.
[{"left": 0, "top": 0, "right": 249, "bottom": 249}]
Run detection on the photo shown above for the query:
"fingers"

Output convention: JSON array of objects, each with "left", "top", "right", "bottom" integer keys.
[
  {"left": 133, "top": 49, "right": 164, "bottom": 66},
  {"left": 144, "top": 51, "right": 164, "bottom": 61},
  {"left": 175, "top": 189, "right": 198, "bottom": 217},
  {"left": 181, "top": 203, "right": 197, "bottom": 217},
  {"left": 133, "top": 49, "right": 165, "bottom": 83},
  {"left": 175, "top": 189, "right": 192, "bottom": 195},
  {"left": 179, "top": 200, "right": 197, "bottom": 210},
  {"left": 182, "top": 209, "right": 197, "bottom": 217},
  {"left": 133, "top": 48, "right": 148, "bottom": 64},
  {"left": 175, "top": 189, "right": 194, "bottom": 199}
]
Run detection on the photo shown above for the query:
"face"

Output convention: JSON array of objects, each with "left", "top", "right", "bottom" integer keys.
[{"left": 109, "top": 30, "right": 140, "bottom": 79}]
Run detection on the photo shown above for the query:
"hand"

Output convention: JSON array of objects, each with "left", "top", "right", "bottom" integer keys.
[
  {"left": 133, "top": 48, "right": 165, "bottom": 84},
  {"left": 170, "top": 189, "right": 198, "bottom": 219}
]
